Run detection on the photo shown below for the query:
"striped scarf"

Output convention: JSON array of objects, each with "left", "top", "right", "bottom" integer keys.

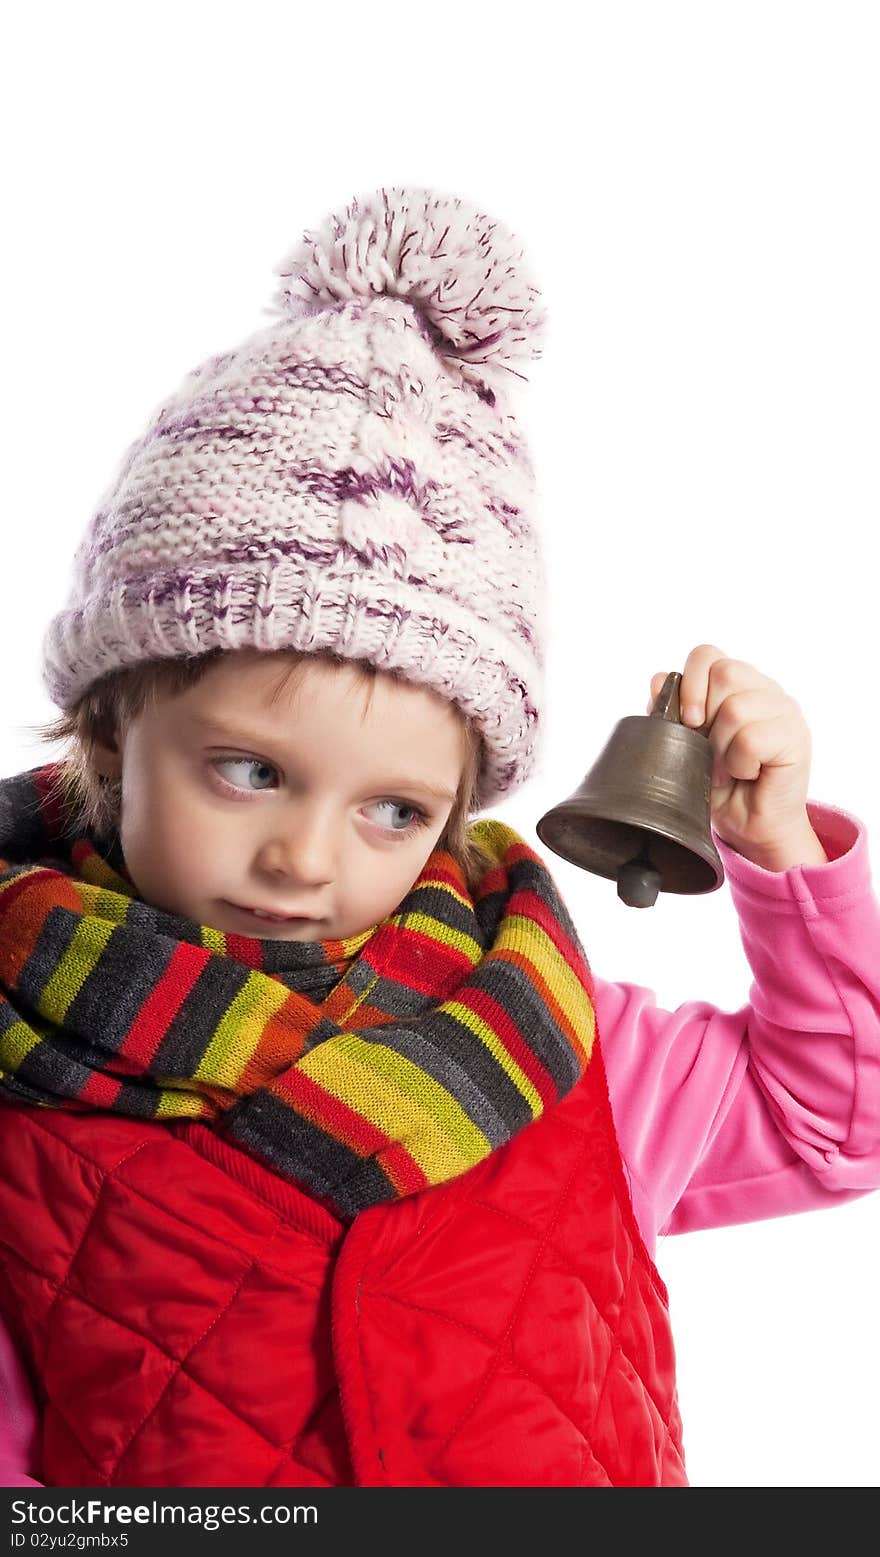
[{"left": 0, "top": 763, "right": 597, "bottom": 1220}]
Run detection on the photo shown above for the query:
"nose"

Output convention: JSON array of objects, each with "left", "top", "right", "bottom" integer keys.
[{"left": 257, "top": 803, "right": 336, "bottom": 887}]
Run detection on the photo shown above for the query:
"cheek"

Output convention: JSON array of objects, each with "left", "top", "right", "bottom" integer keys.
[
  {"left": 123, "top": 770, "right": 220, "bottom": 871},
  {"left": 380, "top": 830, "right": 445, "bottom": 896}
]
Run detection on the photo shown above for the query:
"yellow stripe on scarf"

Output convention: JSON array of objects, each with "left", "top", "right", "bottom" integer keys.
[
  {"left": 195, "top": 971, "right": 292, "bottom": 1088},
  {"left": 38, "top": 915, "right": 115, "bottom": 1022},
  {"left": 298, "top": 1032, "right": 491, "bottom": 1180},
  {"left": 401, "top": 910, "right": 483, "bottom": 963},
  {"left": 0, "top": 1019, "right": 42, "bottom": 1073},
  {"left": 494, "top": 913, "right": 595, "bottom": 1062},
  {"left": 439, "top": 998, "right": 543, "bottom": 1115}
]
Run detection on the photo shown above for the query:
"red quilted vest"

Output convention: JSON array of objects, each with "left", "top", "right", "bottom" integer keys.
[{"left": 0, "top": 1037, "right": 686, "bottom": 1486}]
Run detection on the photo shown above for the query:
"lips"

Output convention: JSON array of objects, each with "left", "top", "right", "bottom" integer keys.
[{"left": 224, "top": 902, "right": 311, "bottom": 923}]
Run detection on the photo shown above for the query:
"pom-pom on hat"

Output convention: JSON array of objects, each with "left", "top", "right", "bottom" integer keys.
[
  {"left": 41, "top": 186, "right": 549, "bottom": 809},
  {"left": 271, "top": 187, "right": 546, "bottom": 379}
]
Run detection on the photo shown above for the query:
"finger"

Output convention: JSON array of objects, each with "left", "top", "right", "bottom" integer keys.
[
  {"left": 707, "top": 699, "right": 803, "bottom": 778},
  {"left": 681, "top": 650, "right": 779, "bottom": 731},
  {"left": 678, "top": 644, "right": 728, "bottom": 727},
  {"left": 647, "top": 667, "right": 712, "bottom": 721},
  {"left": 646, "top": 671, "right": 667, "bottom": 713}
]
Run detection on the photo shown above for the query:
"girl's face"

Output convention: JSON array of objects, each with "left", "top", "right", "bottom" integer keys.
[{"left": 90, "top": 652, "right": 467, "bottom": 941}]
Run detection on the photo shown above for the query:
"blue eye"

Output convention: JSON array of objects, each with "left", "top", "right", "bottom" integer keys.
[
  {"left": 368, "top": 799, "right": 430, "bottom": 835},
  {"left": 209, "top": 757, "right": 431, "bottom": 837},
  {"left": 212, "top": 757, "right": 277, "bottom": 792}
]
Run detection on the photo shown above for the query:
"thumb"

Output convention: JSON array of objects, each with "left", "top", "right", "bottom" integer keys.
[{"left": 646, "top": 671, "right": 667, "bottom": 714}]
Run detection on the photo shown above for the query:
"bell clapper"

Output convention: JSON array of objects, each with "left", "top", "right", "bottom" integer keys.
[{"left": 617, "top": 834, "right": 662, "bottom": 909}]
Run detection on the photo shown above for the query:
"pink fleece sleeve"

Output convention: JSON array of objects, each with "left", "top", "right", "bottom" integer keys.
[
  {"left": 595, "top": 799, "right": 880, "bottom": 1254},
  {"left": 0, "top": 1317, "right": 40, "bottom": 1486}
]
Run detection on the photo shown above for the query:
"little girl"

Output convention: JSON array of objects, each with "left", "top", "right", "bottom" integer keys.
[{"left": 0, "top": 186, "right": 878, "bottom": 1489}]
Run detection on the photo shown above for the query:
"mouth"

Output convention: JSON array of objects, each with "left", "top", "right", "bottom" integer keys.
[{"left": 222, "top": 901, "right": 315, "bottom": 925}]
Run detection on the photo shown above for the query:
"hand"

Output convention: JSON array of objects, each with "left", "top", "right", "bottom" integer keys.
[{"left": 646, "top": 644, "right": 826, "bottom": 869}]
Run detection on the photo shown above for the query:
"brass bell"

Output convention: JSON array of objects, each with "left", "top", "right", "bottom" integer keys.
[{"left": 535, "top": 671, "right": 725, "bottom": 909}]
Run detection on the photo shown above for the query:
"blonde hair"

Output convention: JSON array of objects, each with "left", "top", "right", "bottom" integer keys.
[{"left": 27, "top": 647, "right": 497, "bottom": 896}]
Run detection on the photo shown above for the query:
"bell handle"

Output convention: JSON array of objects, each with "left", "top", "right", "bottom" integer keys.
[
  {"left": 650, "top": 671, "right": 682, "bottom": 724},
  {"left": 650, "top": 670, "right": 710, "bottom": 737}
]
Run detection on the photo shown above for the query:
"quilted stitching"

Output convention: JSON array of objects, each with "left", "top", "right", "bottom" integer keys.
[
  {"left": 0, "top": 1045, "right": 686, "bottom": 1487},
  {"left": 348, "top": 1061, "right": 686, "bottom": 1486},
  {"left": 0, "top": 1113, "right": 352, "bottom": 1486}
]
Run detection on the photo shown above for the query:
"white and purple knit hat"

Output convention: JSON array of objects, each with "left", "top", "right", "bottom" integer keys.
[{"left": 41, "top": 186, "right": 549, "bottom": 810}]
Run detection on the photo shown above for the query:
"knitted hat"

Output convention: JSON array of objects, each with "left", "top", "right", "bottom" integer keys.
[{"left": 40, "top": 186, "right": 549, "bottom": 810}]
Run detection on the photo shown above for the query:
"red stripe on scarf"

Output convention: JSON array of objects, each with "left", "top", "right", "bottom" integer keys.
[
  {"left": 376, "top": 1139, "right": 431, "bottom": 1196},
  {"left": 510, "top": 885, "right": 595, "bottom": 994},
  {"left": 0, "top": 869, "right": 83, "bottom": 978},
  {"left": 221, "top": 932, "right": 267, "bottom": 968},
  {"left": 497, "top": 948, "right": 593, "bottom": 1070},
  {"left": 272, "top": 1065, "right": 395, "bottom": 1158},
  {"left": 384, "top": 926, "right": 475, "bottom": 997},
  {"left": 455, "top": 981, "right": 562, "bottom": 1107},
  {"left": 78, "top": 1070, "right": 123, "bottom": 1108},
  {"left": 117, "top": 942, "right": 211, "bottom": 1070}
]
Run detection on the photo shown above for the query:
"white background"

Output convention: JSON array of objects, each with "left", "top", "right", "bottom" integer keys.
[{"left": 3, "top": 0, "right": 878, "bottom": 1488}]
